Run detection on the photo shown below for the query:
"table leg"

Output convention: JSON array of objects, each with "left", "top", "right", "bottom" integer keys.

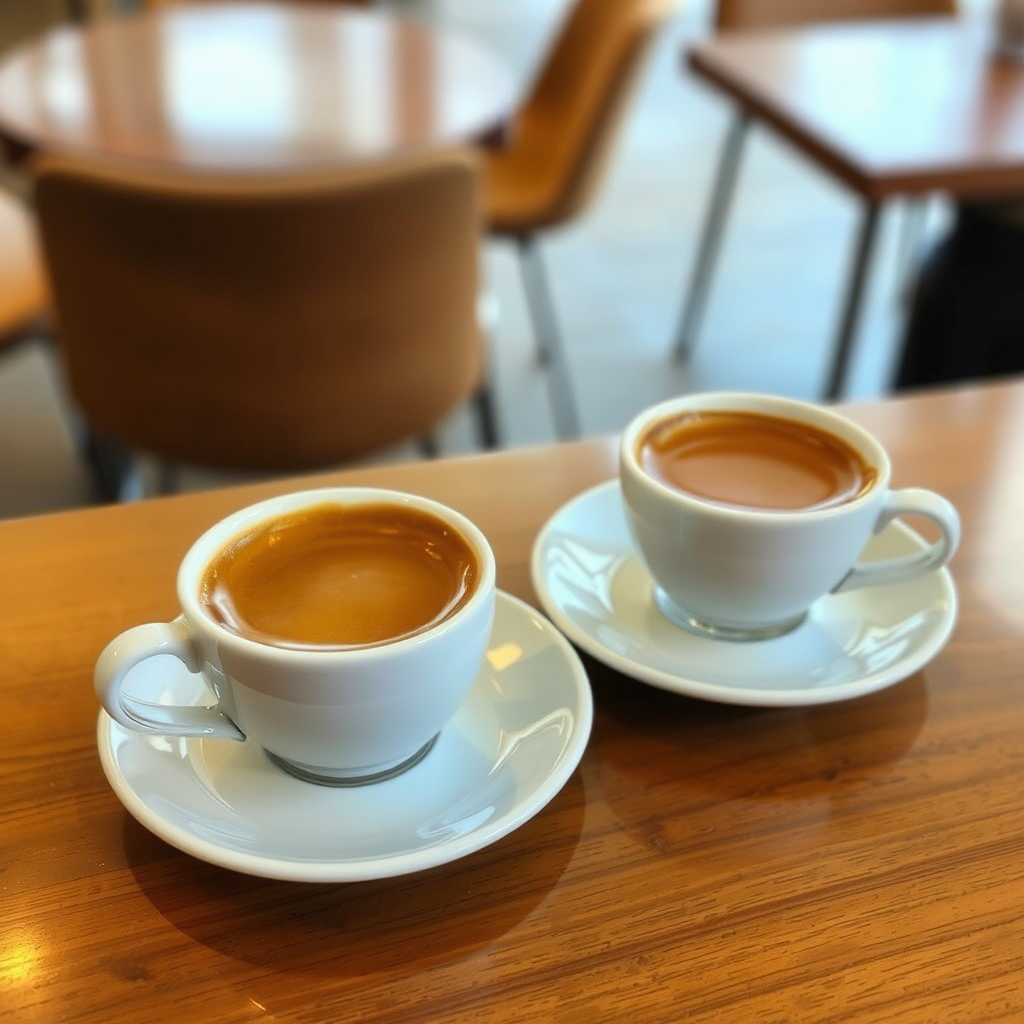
[
  {"left": 826, "top": 200, "right": 881, "bottom": 401},
  {"left": 671, "top": 112, "right": 751, "bottom": 363}
]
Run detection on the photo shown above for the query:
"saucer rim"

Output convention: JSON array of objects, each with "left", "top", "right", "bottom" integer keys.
[
  {"left": 530, "top": 480, "right": 958, "bottom": 707},
  {"left": 96, "top": 590, "right": 593, "bottom": 883}
]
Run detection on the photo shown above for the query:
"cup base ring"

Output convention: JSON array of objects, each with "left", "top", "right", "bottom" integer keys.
[
  {"left": 265, "top": 733, "right": 439, "bottom": 787},
  {"left": 653, "top": 587, "right": 807, "bottom": 642}
]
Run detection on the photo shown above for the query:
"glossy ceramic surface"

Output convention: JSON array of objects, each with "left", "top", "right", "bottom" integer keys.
[
  {"left": 531, "top": 481, "right": 958, "bottom": 706},
  {"left": 97, "top": 591, "right": 592, "bottom": 882}
]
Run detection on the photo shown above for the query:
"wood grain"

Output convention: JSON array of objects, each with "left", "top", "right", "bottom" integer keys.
[
  {"left": 0, "top": 4, "right": 514, "bottom": 171},
  {"left": 3, "top": 383, "right": 1024, "bottom": 1023}
]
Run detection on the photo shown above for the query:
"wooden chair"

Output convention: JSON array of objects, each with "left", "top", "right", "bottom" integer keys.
[
  {"left": 671, "top": 0, "right": 958, "bottom": 363},
  {"left": 0, "top": 189, "right": 49, "bottom": 357},
  {"left": 32, "top": 147, "right": 494, "bottom": 501},
  {"left": 484, "top": 0, "right": 680, "bottom": 440}
]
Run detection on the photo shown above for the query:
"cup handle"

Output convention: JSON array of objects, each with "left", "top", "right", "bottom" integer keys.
[
  {"left": 94, "top": 617, "right": 245, "bottom": 740},
  {"left": 832, "top": 488, "right": 960, "bottom": 594}
]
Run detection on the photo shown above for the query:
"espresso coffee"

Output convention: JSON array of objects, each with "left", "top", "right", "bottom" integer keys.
[
  {"left": 199, "top": 502, "right": 479, "bottom": 650},
  {"left": 638, "top": 410, "right": 877, "bottom": 512}
]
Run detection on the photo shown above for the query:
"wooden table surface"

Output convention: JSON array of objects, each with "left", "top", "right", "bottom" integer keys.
[
  {"left": 0, "top": 3, "right": 515, "bottom": 171},
  {"left": 3, "top": 381, "right": 1024, "bottom": 1022},
  {"left": 688, "top": 17, "right": 1024, "bottom": 202}
]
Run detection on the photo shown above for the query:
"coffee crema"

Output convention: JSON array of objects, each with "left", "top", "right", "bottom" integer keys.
[
  {"left": 199, "top": 502, "right": 478, "bottom": 651},
  {"left": 638, "top": 410, "right": 877, "bottom": 512}
]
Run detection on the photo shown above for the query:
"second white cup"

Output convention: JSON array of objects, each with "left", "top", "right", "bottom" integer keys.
[{"left": 619, "top": 392, "right": 960, "bottom": 640}]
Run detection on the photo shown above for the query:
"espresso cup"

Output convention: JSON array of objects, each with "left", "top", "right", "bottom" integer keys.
[
  {"left": 95, "top": 487, "right": 496, "bottom": 785},
  {"left": 619, "top": 392, "right": 960, "bottom": 641}
]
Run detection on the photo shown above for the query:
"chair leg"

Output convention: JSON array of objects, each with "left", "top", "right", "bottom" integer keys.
[
  {"left": 473, "top": 289, "right": 501, "bottom": 449},
  {"left": 81, "top": 430, "right": 144, "bottom": 503},
  {"left": 671, "top": 111, "right": 751, "bottom": 363},
  {"left": 516, "top": 236, "right": 581, "bottom": 441},
  {"left": 473, "top": 384, "right": 500, "bottom": 450},
  {"left": 824, "top": 200, "right": 882, "bottom": 401},
  {"left": 416, "top": 386, "right": 497, "bottom": 458},
  {"left": 417, "top": 434, "right": 441, "bottom": 459},
  {"left": 514, "top": 239, "right": 551, "bottom": 368}
]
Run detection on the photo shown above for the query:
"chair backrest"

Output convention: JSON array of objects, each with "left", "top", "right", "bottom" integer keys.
[
  {"left": 715, "top": 0, "right": 955, "bottom": 32},
  {"left": 0, "top": 190, "right": 48, "bottom": 347},
  {"left": 488, "top": 0, "right": 680, "bottom": 233},
  {"left": 32, "top": 148, "right": 483, "bottom": 471}
]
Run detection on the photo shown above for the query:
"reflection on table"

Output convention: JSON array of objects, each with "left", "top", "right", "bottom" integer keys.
[{"left": 0, "top": 2, "right": 515, "bottom": 170}]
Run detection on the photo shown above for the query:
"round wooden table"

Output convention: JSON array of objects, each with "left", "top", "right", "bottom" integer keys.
[{"left": 0, "top": 3, "right": 516, "bottom": 171}]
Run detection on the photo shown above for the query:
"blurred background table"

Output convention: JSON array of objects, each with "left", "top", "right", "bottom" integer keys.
[
  {"left": 0, "top": 1, "right": 515, "bottom": 171},
  {"left": 3, "top": 378, "right": 1024, "bottom": 1022},
  {"left": 678, "top": 16, "right": 1024, "bottom": 398}
]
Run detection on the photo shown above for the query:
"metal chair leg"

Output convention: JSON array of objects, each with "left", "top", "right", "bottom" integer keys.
[
  {"left": 472, "top": 289, "right": 502, "bottom": 450},
  {"left": 514, "top": 238, "right": 552, "bottom": 368},
  {"left": 417, "top": 434, "right": 441, "bottom": 458},
  {"left": 671, "top": 111, "right": 751, "bottom": 363},
  {"left": 825, "top": 200, "right": 882, "bottom": 401},
  {"left": 81, "top": 430, "right": 144, "bottom": 503},
  {"left": 414, "top": 382, "right": 498, "bottom": 457},
  {"left": 473, "top": 384, "right": 500, "bottom": 450},
  {"left": 516, "top": 236, "right": 582, "bottom": 441}
]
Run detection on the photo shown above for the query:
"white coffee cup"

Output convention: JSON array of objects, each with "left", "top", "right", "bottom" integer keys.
[
  {"left": 619, "top": 392, "right": 960, "bottom": 640},
  {"left": 95, "top": 487, "right": 496, "bottom": 785}
]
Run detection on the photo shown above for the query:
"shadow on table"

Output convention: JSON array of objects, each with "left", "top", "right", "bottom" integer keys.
[
  {"left": 584, "top": 657, "right": 930, "bottom": 865},
  {"left": 122, "top": 770, "right": 586, "bottom": 976}
]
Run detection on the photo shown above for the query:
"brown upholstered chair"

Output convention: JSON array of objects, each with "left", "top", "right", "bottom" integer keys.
[
  {"left": 32, "top": 147, "right": 494, "bottom": 500},
  {"left": 484, "top": 0, "right": 681, "bottom": 440},
  {"left": 671, "top": 0, "right": 958, "bottom": 362},
  {"left": 0, "top": 189, "right": 49, "bottom": 356}
]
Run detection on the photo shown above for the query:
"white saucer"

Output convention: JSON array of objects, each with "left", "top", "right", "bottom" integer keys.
[
  {"left": 96, "top": 591, "right": 592, "bottom": 882},
  {"left": 531, "top": 481, "right": 957, "bottom": 707}
]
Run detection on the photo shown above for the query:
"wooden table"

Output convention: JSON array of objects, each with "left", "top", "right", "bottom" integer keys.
[
  {"left": 3, "top": 380, "right": 1024, "bottom": 1022},
  {"left": 0, "top": 3, "right": 515, "bottom": 171},
  {"left": 677, "top": 17, "right": 1024, "bottom": 398}
]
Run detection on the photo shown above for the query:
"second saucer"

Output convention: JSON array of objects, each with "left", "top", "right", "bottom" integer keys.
[{"left": 531, "top": 481, "right": 957, "bottom": 707}]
